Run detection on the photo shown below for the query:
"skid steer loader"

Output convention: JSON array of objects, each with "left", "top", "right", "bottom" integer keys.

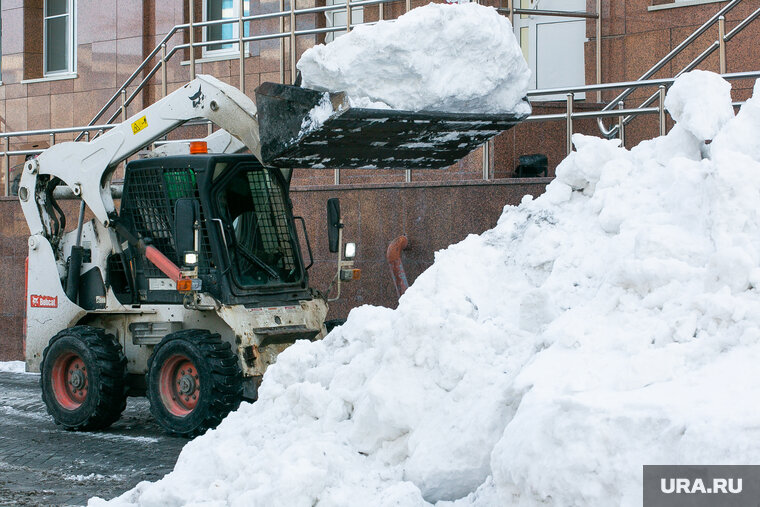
[{"left": 19, "top": 75, "right": 528, "bottom": 436}]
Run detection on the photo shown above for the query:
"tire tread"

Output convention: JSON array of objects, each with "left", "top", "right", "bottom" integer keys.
[
  {"left": 40, "top": 325, "right": 128, "bottom": 431},
  {"left": 147, "top": 329, "right": 243, "bottom": 438}
]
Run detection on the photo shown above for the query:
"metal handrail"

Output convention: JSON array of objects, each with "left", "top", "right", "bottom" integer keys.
[
  {"left": 597, "top": 0, "right": 759, "bottom": 138},
  {"left": 0, "top": 124, "right": 115, "bottom": 139},
  {"left": 528, "top": 70, "right": 760, "bottom": 97},
  {"left": 607, "top": 5, "right": 760, "bottom": 137},
  {"left": 497, "top": 8, "right": 598, "bottom": 19},
  {"left": 528, "top": 70, "right": 760, "bottom": 156}
]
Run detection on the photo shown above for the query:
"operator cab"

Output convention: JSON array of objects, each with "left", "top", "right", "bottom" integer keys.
[{"left": 110, "top": 154, "right": 311, "bottom": 307}]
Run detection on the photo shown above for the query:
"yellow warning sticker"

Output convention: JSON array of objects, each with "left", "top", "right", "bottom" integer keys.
[{"left": 131, "top": 115, "right": 148, "bottom": 135}]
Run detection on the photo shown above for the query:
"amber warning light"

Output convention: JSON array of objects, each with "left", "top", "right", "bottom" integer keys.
[
  {"left": 340, "top": 268, "right": 361, "bottom": 281},
  {"left": 189, "top": 141, "right": 208, "bottom": 154},
  {"left": 176, "top": 278, "right": 202, "bottom": 292}
]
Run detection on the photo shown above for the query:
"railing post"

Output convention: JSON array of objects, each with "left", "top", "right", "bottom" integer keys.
[
  {"left": 121, "top": 89, "right": 127, "bottom": 121},
  {"left": 189, "top": 0, "right": 196, "bottom": 80},
  {"left": 290, "top": 0, "right": 297, "bottom": 84},
  {"left": 482, "top": 140, "right": 490, "bottom": 180},
  {"left": 334, "top": 168, "right": 340, "bottom": 185},
  {"left": 161, "top": 43, "right": 168, "bottom": 98},
  {"left": 280, "top": 0, "right": 286, "bottom": 84},
  {"left": 507, "top": 0, "right": 513, "bottom": 26},
  {"left": 346, "top": 0, "right": 352, "bottom": 33},
  {"left": 658, "top": 85, "right": 666, "bottom": 136},
  {"left": 379, "top": 0, "right": 383, "bottom": 20},
  {"left": 718, "top": 15, "right": 727, "bottom": 74},
  {"left": 49, "top": 132, "right": 55, "bottom": 148},
  {"left": 4, "top": 138, "right": 9, "bottom": 197},
  {"left": 566, "top": 92, "right": 573, "bottom": 155},
  {"left": 596, "top": 0, "right": 602, "bottom": 103},
  {"left": 239, "top": 0, "right": 246, "bottom": 92},
  {"left": 405, "top": 0, "right": 410, "bottom": 13},
  {"left": 618, "top": 101, "right": 625, "bottom": 148}
]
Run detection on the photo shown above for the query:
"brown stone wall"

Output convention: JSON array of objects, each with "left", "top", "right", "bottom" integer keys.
[{"left": 0, "top": 179, "right": 549, "bottom": 360}]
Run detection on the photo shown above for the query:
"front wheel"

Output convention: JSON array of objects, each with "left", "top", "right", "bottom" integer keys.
[
  {"left": 147, "top": 329, "right": 243, "bottom": 438},
  {"left": 40, "top": 326, "right": 128, "bottom": 431}
]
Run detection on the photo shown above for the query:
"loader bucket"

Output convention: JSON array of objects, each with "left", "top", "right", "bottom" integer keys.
[{"left": 255, "top": 82, "right": 529, "bottom": 170}]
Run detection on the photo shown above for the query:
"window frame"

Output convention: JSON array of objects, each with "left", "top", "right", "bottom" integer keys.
[
  {"left": 202, "top": 0, "right": 250, "bottom": 57},
  {"left": 211, "top": 163, "right": 305, "bottom": 291},
  {"left": 324, "top": 0, "right": 364, "bottom": 43},
  {"left": 43, "top": 0, "right": 76, "bottom": 76}
]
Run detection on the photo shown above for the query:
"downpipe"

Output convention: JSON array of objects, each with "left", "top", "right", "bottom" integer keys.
[{"left": 386, "top": 236, "right": 409, "bottom": 298}]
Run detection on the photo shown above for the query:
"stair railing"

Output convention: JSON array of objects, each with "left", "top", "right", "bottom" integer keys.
[{"left": 596, "top": 0, "right": 760, "bottom": 138}]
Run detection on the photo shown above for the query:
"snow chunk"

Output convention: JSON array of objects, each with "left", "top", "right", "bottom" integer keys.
[
  {"left": 0, "top": 361, "right": 26, "bottom": 373},
  {"left": 297, "top": 3, "right": 531, "bottom": 114},
  {"left": 664, "top": 70, "right": 734, "bottom": 141}
]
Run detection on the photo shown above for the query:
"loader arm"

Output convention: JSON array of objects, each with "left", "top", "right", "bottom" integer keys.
[{"left": 19, "top": 75, "right": 260, "bottom": 237}]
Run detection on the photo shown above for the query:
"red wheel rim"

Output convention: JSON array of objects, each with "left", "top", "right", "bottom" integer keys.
[
  {"left": 158, "top": 354, "right": 200, "bottom": 417},
  {"left": 51, "top": 352, "right": 88, "bottom": 410}
]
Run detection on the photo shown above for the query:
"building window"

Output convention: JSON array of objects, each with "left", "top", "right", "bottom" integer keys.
[
  {"left": 325, "top": 0, "right": 363, "bottom": 43},
  {"left": 204, "top": 0, "right": 250, "bottom": 55},
  {"left": 44, "top": 0, "right": 75, "bottom": 75}
]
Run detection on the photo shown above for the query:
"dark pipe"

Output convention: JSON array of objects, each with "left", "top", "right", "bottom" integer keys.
[{"left": 386, "top": 235, "right": 409, "bottom": 298}]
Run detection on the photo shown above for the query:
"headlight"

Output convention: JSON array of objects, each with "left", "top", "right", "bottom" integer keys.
[
  {"left": 184, "top": 252, "right": 199, "bottom": 266},
  {"left": 344, "top": 242, "right": 356, "bottom": 260}
]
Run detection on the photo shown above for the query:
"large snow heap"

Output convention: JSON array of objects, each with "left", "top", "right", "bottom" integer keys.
[
  {"left": 94, "top": 71, "right": 760, "bottom": 506},
  {"left": 297, "top": 2, "right": 531, "bottom": 115}
]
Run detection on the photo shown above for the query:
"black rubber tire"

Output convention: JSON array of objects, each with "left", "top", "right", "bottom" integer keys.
[
  {"left": 40, "top": 326, "right": 128, "bottom": 431},
  {"left": 147, "top": 329, "right": 243, "bottom": 438}
]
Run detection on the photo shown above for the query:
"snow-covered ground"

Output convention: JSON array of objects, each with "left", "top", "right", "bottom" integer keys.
[
  {"left": 0, "top": 361, "right": 27, "bottom": 373},
  {"left": 92, "top": 70, "right": 760, "bottom": 506},
  {"left": 297, "top": 3, "right": 530, "bottom": 114}
]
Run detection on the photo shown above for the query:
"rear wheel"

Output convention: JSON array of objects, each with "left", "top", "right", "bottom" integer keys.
[
  {"left": 40, "top": 326, "right": 128, "bottom": 430},
  {"left": 147, "top": 329, "right": 243, "bottom": 437}
]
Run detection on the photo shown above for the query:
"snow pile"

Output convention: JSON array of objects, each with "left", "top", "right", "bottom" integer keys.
[
  {"left": 297, "top": 3, "right": 531, "bottom": 115},
  {"left": 94, "top": 72, "right": 760, "bottom": 506},
  {"left": 0, "top": 361, "right": 26, "bottom": 373}
]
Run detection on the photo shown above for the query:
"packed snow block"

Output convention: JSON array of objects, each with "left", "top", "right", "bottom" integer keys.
[
  {"left": 297, "top": 3, "right": 532, "bottom": 116},
  {"left": 255, "top": 82, "right": 530, "bottom": 170}
]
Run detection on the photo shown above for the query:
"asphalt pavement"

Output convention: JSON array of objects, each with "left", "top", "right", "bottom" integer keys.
[{"left": 0, "top": 370, "right": 186, "bottom": 506}]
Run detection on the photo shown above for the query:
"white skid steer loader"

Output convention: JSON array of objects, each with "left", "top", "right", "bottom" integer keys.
[{"left": 20, "top": 75, "right": 528, "bottom": 436}]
